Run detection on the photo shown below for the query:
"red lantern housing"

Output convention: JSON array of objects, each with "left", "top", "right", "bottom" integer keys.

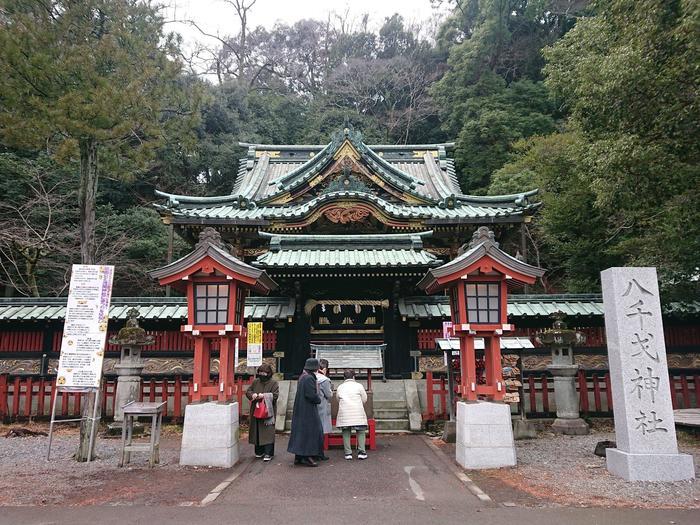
[
  {"left": 418, "top": 227, "right": 544, "bottom": 401},
  {"left": 150, "top": 228, "right": 277, "bottom": 402}
]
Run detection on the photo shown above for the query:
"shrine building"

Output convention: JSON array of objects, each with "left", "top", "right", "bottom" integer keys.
[{"left": 153, "top": 126, "right": 541, "bottom": 379}]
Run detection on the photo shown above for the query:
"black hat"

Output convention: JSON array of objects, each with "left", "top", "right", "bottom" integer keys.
[{"left": 304, "top": 358, "right": 320, "bottom": 371}]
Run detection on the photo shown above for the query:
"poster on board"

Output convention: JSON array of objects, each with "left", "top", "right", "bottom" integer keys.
[
  {"left": 56, "top": 265, "right": 114, "bottom": 390},
  {"left": 247, "top": 321, "right": 263, "bottom": 367}
]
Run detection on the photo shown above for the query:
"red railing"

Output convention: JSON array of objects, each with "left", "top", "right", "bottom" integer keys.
[
  {"left": 0, "top": 331, "right": 44, "bottom": 352},
  {"left": 423, "top": 371, "right": 448, "bottom": 421},
  {"left": 514, "top": 325, "right": 700, "bottom": 348},
  {"left": 0, "top": 374, "right": 254, "bottom": 422},
  {"left": 423, "top": 370, "right": 700, "bottom": 419},
  {"left": 51, "top": 329, "right": 277, "bottom": 353},
  {"left": 417, "top": 329, "right": 442, "bottom": 350}
]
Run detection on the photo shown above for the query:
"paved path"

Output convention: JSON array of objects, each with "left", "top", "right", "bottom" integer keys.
[
  {"left": 1, "top": 434, "right": 697, "bottom": 524},
  {"left": 217, "top": 434, "right": 486, "bottom": 514}
]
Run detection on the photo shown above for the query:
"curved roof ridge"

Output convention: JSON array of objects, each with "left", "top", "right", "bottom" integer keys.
[
  {"left": 238, "top": 154, "right": 270, "bottom": 200},
  {"left": 239, "top": 141, "right": 456, "bottom": 150},
  {"left": 457, "top": 189, "right": 539, "bottom": 204},
  {"left": 267, "top": 140, "right": 335, "bottom": 187},
  {"left": 362, "top": 143, "right": 425, "bottom": 188},
  {"left": 154, "top": 190, "right": 242, "bottom": 206},
  {"left": 422, "top": 152, "right": 454, "bottom": 199},
  {"left": 259, "top": 230, "right": 433, "bottom": 241}
]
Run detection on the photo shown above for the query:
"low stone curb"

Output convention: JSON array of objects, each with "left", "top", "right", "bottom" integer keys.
[
  {"left": 199, "top": 457, "right": 253, "bottom": 506},
  {"left": 422, "top": 436, "right": 493, "bottom": 503}
]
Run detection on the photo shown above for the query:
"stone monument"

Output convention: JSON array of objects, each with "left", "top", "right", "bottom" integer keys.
[
  {"left": 536, "top": 312, "right": 589, "bottom": 435},
  {"left": 108, "top": 309, "right": 153, "bottom": 434},
  {"left": 601, "top": 267, "right": 695, "bottom": 481}
]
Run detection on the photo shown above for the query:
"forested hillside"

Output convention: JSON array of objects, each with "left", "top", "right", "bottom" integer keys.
[{"left": 0, "top": 0, "right": 697, "bottom": 300}]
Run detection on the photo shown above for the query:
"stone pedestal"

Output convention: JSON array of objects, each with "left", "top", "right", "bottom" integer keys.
[
  {"left": 442, "top": 420, "right": 456, "bottom": 443},
  {"left": 180, "top": 402, "right": 239, "bottom": 468},
  {"left": 107, "top": 361, "right": 146, "bottom": 435},
  {"left": 456, "top": 401, "right": 516, "bottom": 469},
  {"left": 512, "top": 417, "right": 537, "bottom": 439},
  {"left": 602, "top": 267, "right": 695, "bottom": 481},
  {"left": 606, "top": 449, "right": 695, "bottom": 482},
  {"left": 548, "top": 364, "right": 589, "bottom": 435}
]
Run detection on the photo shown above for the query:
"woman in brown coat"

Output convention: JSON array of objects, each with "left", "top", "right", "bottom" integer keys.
[{"left": 246, "top": 363, "right": 279, "bottom": 461}]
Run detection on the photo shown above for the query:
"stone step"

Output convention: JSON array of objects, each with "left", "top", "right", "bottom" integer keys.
[
  {"left": 375, "top": 418, "right": 410, "bottom": 432},
  {"left": 371, "top": 400, "right": 408, "bottom": 409},
  {"left": 284, "top": 419, "right": 412, "bottom": 433},
  {"left": 372, "top": 408, "right": 409, "bottom": 419}
]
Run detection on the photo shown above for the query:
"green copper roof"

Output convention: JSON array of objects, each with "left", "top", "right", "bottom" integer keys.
[
  {"left": 0, "top": 295, "right": 697, "bottom": 322},
  {"left": 0, "top": 297, "right": 295, "bottom": 322},
  {"left": 156, "top": 191, "right": 539, "bottom": 224},
  {"left": 254, "top": 231, "right": 441, "bottom": 269},
  {"left": 154, "top": 126, "right": 540, "bottom": 225},
  {"left": 399, "top": 294, "right": 700, "bottom": 320},
  {"left": 256, "top": 249, "right": 440, "bottom": 268}
]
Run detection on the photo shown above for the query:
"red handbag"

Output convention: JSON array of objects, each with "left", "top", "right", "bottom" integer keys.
[{"left": 253, "top": 399, "right": 269, "bottom": 419}]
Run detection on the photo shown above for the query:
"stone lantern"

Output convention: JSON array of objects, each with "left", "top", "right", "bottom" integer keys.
[
  {"left": 536, "top": 312, "right": 589, "bottom": 435},
  {"left": 149, "top": 227, "right": 277, "bottom": 468},
  {"left": 418, "top": 227, "right": 545, "bottom": 469},
  {"left": 108, "top": 308, "right": 154, "bottom": 429}
]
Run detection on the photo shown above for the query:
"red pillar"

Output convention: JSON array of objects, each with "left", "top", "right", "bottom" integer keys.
[
  {"left": 192, "top": 337, "right": 211, "bottom": 403},
  {"left": 218, "top": 337, "right": 235, "bottom": 402},
  {"left": 460, "top": 334, "right": 478, "bottom": 401},
  {"left": 485, "top": 335, "right": 504, "bottom": 401}
]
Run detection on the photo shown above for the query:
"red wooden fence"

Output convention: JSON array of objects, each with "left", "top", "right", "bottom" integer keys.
[
  {"left": 0, "top": 374, "right": 254, "bottom": 421},
  {"left": 423, "top": 370, "right": 700, "bottom": 420},
  {"left": 0, "top": 331, "right": 43, "bottom": 352},
  {"left": 50, "top": 329, "right": 278, "bottom": 353},
  {"left": 417, "top": 326, "right": 699, "bottom": 350}
]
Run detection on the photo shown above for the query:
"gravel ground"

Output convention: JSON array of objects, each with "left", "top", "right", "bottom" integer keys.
[
  {"left": 0, "top": 423, "right": 229, "bottom": 506},
  {"left": 456, "top": 421, "right": 700, "bottom": 509}
]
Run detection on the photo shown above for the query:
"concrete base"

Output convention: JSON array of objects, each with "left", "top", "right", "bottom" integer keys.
[
  {"left": 404, "top": 380, "right": 423, "bottom": 432},
  {"left": 606, "top": 448, "right": 695, "bottom": 481},
  {"left": 106, "top": 421, "right": 143, "bottom": 436},
  {"left": 180, "top": 402, "right": 239, "bottom": 468},
  {"left": 552, "top": 417, "right": 589, "bottom": 435},
  {"left": 456, "top": 401, "right": 516, "bottom": 469},
  {"left": 442, "top": 421, "right": 456, "bottom": 443},
  {"left": 512, "top": 418, "right": 537, "bottom": 440}
]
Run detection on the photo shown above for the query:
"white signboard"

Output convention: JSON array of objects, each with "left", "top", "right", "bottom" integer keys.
[
  {"left": 247, "top": 321, "right": 263, "bottom": 367},
  {"left": 56, "top": 265, "right": 114, "bottom": 389}
]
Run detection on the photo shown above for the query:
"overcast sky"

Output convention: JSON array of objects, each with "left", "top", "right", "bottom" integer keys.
[{"left": 164, "top": 0, "right": 449, "bottom": 47}]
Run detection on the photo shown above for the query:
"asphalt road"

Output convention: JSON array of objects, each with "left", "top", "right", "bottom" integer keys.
[{"left": 1, "top": 435, "right": 696, "bottom": 524}]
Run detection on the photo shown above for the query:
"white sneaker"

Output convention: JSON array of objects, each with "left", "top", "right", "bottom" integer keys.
[
  {"left": 357, "top": 451, "right": 367, "bottom": 460},
  {"left": 263, "top": 455, "right": 272, "bottom": 462},
  {"left": 344, "top": 454, "right": 353, "bottom": 460},
  {"left": 255, "top": 454, "right": 264, "bottom": 458}
]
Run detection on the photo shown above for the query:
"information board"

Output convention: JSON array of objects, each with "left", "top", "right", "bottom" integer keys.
[
  {"left": 56, "top": 265, "right": 114, "bottom": 389},
  {"left": 247, "top": 321, "right": 263, "bottom": 367}
]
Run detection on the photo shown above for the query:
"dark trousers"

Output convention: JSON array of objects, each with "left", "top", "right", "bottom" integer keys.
[{"left": 255, "top": 443, "right": 274, "bottom": 456}]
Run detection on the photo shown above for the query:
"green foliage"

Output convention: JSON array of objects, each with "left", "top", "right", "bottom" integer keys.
[
  {"left": 433, "top": 1, "right": 575, "bottom": 192},
  {"left": 453, "top": 77, "right": 557, "bottom": 191},
  {"left": 95, "top": 205, "right": 188, "bottom": 296},
  {"left": 542, "top": 0, "right": 700, "bottom": 298},
  {"left": 492, "top": 0, "right": 699, "bottom": 299},
  {"left": 491, "top": 133, "right": 617, "bottom": 292},
  {"left": 0, "top": 0, "right": 190, "bottom": 172}
]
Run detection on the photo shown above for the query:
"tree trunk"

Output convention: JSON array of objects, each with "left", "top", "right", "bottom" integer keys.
[
  {"left": 79, "top": 138, "right": 98, "bottom": 265},
  {"left": 76, "top": 138, "right": 100, "bottom": 462},
  {"left": 75, "top": 388, "right": 102, "bottom": 462}
]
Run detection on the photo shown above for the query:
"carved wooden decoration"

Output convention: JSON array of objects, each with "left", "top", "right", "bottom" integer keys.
[{"left": 323, "top": 205, "right": 371, "bottom": 224}]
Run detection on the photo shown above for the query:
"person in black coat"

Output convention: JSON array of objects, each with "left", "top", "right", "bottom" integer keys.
[{"left": 287, "top": 358, "right": 324, "bottom": 467}]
